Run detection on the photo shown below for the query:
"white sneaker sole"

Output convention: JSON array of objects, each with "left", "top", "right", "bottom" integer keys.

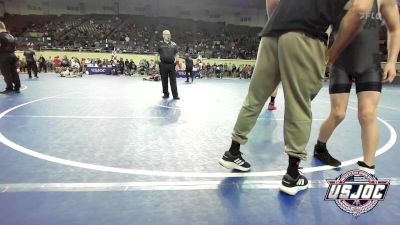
[
  {"left": 279, "top": 183, "right": 309, "bottom": 196},
  {"left": 218, "top": 158, "right": 250, "bottom": 172},
  {"left": 358, "top": 166, "right": 375, "bottom": 175}
]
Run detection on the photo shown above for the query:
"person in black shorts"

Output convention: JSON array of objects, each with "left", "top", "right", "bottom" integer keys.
[
  {"left": 185, "top": 53, "right": 194, "bottom": 83},
  {"left": 38, "top": 55, "right": 47, "bottom": 73},
  {"left": 315, "top": 0, "right": 400, "bottom": 174},
  {"left": 24, "top": 46, "right": 38, "bottom": 78},
  {"left": 0, "top": 21, "right": 21, "bottom": 93}
]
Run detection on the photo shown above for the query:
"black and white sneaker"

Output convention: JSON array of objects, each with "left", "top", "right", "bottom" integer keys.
[
  {"left": 357, "top": 161, "right": 375, "bottom": 175},
  {"left": 219, "top": 151, "right": 251, "bottom": 172},
  {"left": 279, "top": 172, "right": 309, "bottom": 195}
]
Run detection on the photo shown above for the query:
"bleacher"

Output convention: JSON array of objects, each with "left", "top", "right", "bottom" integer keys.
[{"left": 1, "top": 14, "right": 398, "bottom": 62}]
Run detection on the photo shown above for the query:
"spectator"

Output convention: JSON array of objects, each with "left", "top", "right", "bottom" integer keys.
[{"left": 53, "top": 56, "right": 62, "bottom": 73}]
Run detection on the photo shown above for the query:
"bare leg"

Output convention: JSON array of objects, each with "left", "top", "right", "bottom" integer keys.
[
  {"left": 357, "top": 91, "right": 381, "bottom": 166},
  {"left": 318, "top": 93, "right": 350, "bottom": 142}
]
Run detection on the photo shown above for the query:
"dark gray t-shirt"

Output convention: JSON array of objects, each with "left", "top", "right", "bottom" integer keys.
[
  {"left": 24, "top": 50, "right": 36, "bottom": 62},
  {"left": 260, "top": 0, "right": 348, "bottom": 42},
  {"left": 185, "top": 56, "right": 193, "bottom": 68}
]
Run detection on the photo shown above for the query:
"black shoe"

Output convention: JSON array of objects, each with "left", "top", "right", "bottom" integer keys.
[
  {"left": 185, "top": 80, "right": 190, "bottom": 83},
  {"left": 314, "top": 145, "right": 341, "bottom": 167},
  {"left": 279, "top": 172, "right": 309, "bottom": 195},
  {"left": 219, "top": 151, "right": 251, "bottom": 172},
  {"left": 35, "top": 76, "right": 39, "bottom": 78},
  {"left": 162, "top": 95, "right": 169, "bottom": 99},
  {"left": 173, "top": 96, "right": 180, "bottom": 100},
  {"left": 0, "top": 89, "right": 13, "bottom": 94},
  {"left": 29, "top": 76, "right": 32, "bottom": 79},
  {"left": 14, "top": 89, "right": 20, "bottom": 93}
]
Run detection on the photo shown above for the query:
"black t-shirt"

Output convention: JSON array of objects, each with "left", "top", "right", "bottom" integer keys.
[
  {"left": 24, "top": 50, "right": 36, "bottom": 62},
  {"left": 157, "top": 41, "right": 178, "bottom": 64},
  {"left": 260, "top": 0, "right": 348, "bottom": 42},
  {"left": 0, "top": 32, "right": 16, "bottom": 53}
]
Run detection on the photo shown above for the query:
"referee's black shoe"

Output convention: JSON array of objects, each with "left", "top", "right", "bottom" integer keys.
[
  {"left": 0, "top": 89, "right": 13, "bottom": 94},
  {"left": 162, "top": 94, "right": 169, "bottom": 99}
]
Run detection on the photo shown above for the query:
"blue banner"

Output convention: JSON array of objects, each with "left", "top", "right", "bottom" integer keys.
[
  {"left": 86, "top": 68, "right": 198, "bottom": 77},
  {"left": 176, "top": 70, "right": 198, "bottom": 78},
  {"left": 87, "top": 67, "right": 113, "bottom": 75}
]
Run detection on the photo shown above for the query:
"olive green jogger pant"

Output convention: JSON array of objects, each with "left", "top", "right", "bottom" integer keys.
[{"left": 231, "top": 32, "right": 326, "bottom": 160}]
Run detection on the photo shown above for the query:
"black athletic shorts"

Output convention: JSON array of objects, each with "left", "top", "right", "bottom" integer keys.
[{"left": 329, "top": 64, "right": 382, "bottom": 94}]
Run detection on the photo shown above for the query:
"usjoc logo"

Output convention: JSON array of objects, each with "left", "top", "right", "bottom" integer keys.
[
  {"left": 91, "top": 68, "right": 106, "bottom": 73},
  {"left": 325, "top": 170, "right": 390, "bottom": 217}
]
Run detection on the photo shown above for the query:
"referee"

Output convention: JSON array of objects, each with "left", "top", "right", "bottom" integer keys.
[
  {"left": 0, "top": 21, "right": 20, "bottom": 93},
  {"left": 157, "top": 30, "right": 180, "bottom": 100}
]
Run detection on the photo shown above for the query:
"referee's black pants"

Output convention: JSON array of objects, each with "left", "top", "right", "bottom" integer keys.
[
  {"left": 160, "top": 63, "right": 178, "bottom": 97},
  {"left": 0, "top": 53, "right": 21, "bottom": 91}
]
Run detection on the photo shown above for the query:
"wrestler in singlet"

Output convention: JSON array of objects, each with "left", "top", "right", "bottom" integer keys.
[{"left": 329, "top": 0, "right": 383, "bottom": 94}]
